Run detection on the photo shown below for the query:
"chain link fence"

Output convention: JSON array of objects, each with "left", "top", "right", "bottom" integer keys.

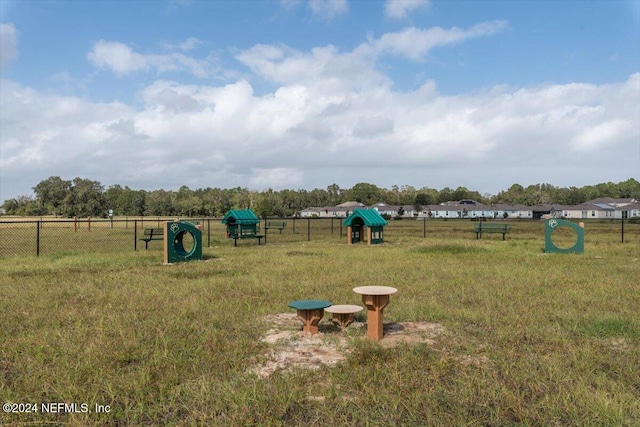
[
  {"left": 0, "top": 217, "right": 638, "bottom": 258},
  {"left": 0, "top": 216, "right": 351, "bottom": 258}
]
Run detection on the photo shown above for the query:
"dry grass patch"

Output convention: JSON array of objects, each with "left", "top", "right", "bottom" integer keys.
[{"left": 252, "top": 313, "right": 447, "bottom": 378}]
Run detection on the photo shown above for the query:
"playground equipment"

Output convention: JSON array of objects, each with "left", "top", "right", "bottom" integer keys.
[
  {"left": 163, "top": 220, "right": 202, "bottom": 263},
  {"left": 544, "top": 219, "right": 584, "bottom": 254},
  {"left": 343, "top": 209, "right": 388, "bottom": 244},
  {"left": 221, "top": 209, "right": 263, "bottom": 246}
]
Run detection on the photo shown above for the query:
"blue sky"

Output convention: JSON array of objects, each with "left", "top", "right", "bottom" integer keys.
[{"left": 1, "top": 0, "right": 639, "bottom": 203}]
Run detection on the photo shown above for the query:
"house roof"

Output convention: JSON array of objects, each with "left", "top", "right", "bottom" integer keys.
[
  {"left": 221, "top": 209, "right": 259, "bottom": 224},
  {"left": 336, "top": 201, "right": 365, "bottom": 208},
  {"left": 568, "top": 202, "right": 615, "bottom": 211},
  {"left": 586, "top": 197, "right": 637, "bottom": 205},
  {"left": 343, "top": 208, "right": 388, "bottom": 227}
]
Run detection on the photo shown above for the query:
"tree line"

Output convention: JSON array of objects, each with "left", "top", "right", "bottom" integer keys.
[{"left": 2, "top": 176, "right": 638, "bottom": 218}]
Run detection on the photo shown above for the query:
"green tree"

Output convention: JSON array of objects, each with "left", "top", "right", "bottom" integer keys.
[
  {"left": 33, "top": 176, "right": 71, "bottom": 216},
  {"left": 1, "top": 196, "right": 38, "bottom": 215},
  {"left": 350, "top": 182, "right": 381, "bottom": 205},
  {"left": 415, "top": 192, "right": 433, "bottom": 206},
  {"left": 62, "top": 178, "right": 106, "bottom": 217},
  {"left": 146, "top": 190, "right": 175, "bottom": 216},
  {"left": 326, "top": 183, "right": 342, "bottom": 206},
  {"left": 437, "top": 187, "right": 455, "bottom": 204}
]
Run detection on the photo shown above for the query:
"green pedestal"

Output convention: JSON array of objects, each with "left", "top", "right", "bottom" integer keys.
[{"left": 164, "top": 221, "right": 202, "bottom": 263}]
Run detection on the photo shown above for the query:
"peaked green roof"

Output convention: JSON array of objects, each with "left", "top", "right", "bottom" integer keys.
[
  {"left": 221, "top": 209, "right": 260, "bottom": 225},
  {"left": 343, "top": 208, "right": 388, "bottom": 227}
]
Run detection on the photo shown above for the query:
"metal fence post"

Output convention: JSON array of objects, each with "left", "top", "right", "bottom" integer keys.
[
  {"left": 134, "top": 220, "right": 138, "bottom": 251},
  {"left": 36, "top": 220, "right": 41, "bottom": 257}
]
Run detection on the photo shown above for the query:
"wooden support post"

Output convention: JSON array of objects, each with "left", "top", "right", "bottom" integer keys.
[
  {"left": 296, "top": 309, "right": 325, "bottom": 334},
  {"left": 353, "top": 286, "right": 398, "bottom": 341},
  {"left": 163, "top": 221, "right": 169, "bottom": 264},
  {"left": 347, "top": 226, "right": 352, "bottom": 244},
  {"left": 361, "top": 294, "right": 390, "bottom": 340}
]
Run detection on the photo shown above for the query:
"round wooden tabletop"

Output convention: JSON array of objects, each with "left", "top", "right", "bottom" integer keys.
[
  {"left": 288, "top": 299, "right": 332, "bottom": 310},
  {"left": 324, "top": 304, "right": 363, "bottom": 314},
  {"left": 352, "top": 286, "right": 398, "bottom": 296}
]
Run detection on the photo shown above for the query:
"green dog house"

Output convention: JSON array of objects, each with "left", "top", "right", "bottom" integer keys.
[
  {"left": 343, "top": 208, "right": 388, "bottom": 245},
  {"left": 221, "top": 209, "right": 263, "bottom": 245}
]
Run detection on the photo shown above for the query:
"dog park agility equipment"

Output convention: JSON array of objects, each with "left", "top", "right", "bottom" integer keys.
[
  {"left": 353, "top": 286, "right": 398, "bottom": 340},
  {"left": 288, "top": 299, "right": 332, "bottom": 334},
  {"left": 221, "top": 209, "right": 264, "bottom": 246},
  {"left": 544, "top": 219, "right": 584, "bottom": 254},
  {"left": 343, "top": 208, "right": 388, "bottom": 244},
  {"left": 163, "top": 220, "right": 202, "bottom": 263}
]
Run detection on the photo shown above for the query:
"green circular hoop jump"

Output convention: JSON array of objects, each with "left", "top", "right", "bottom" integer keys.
[
  {"left": 544, "top": 219, "right": 584, "bottom": 254},
  {"left": 164, "top": 221, "right": 203, "bottom": 263}
]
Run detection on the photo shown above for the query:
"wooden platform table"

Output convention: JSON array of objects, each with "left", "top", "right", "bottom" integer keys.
[
  {"left": 324, "top": 304, "right": 363, "bottom": 330},
  {"left": 352, "top": 286, "right": 398, "bottom": 340},
  {"left": 288, "top": 300, "right": 332, "bottom": 334}
]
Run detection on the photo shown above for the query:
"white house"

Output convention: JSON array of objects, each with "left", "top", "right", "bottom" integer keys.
[{"left": 298, "top": 198, "right": 638, "bottom": 220}]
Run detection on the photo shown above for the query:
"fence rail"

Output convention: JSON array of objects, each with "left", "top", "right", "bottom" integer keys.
[{"left": 0, "top": 217, "right": 638, "bottom": 258}]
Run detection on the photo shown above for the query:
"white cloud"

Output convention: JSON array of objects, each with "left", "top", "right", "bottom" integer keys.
[
  {"left": 87, "top": 41, "right": 150, "bottom": 75},
  {"left": 1, "top": 20, "right": 638, "bottom": 202},
  {"left": 308, "top": 0, "right": 349, "bottom": 20},
  {"left": 366, "top": 21, "right": 509, "bottom": 61},
  {"left": 162, "top": 37, "right": 204, "bottom": 52},
  {"left": 3, "top": 69, "right": 638, "bottom": 201},
  {"left": 384, "top": 0, "right": 431, "bottom": 20},
  {"left": 236, "top": 43, "right": 387, "bottom": 90},
  {"left": 87, "top": 40, "right": 215, "bottom": 78},
  {"left": 0, "top": 23, "right": 18, "bottom": 70},
  {"left": 249, "top": 168, "right": 304, "bottom": 189}
]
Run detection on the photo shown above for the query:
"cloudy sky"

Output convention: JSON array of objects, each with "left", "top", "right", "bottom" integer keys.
[{"left": 1, "top": 0, "right": 639, "bottom": 202}]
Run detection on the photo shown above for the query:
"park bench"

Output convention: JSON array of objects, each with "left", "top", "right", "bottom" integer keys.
[
  {"left": 265, "top": 221, "right": 287, "bottom": 233},
  {"left": 228, "top": 228, "right": 264, "bottom": 246},
  {"left": 473, "top": 223, "right": 512, "bottom": 241},
  {"left": 139, "top": 227, "right": 164, "bottom": 249}
]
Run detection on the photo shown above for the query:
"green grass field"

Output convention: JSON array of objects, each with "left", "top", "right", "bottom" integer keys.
[{"left": 1, "top": 220, "right": 639, "bottom": 426}]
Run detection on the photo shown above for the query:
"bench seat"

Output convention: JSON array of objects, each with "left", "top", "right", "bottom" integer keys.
[
  {"left": 265, "top": 221, "right": 287, "bottom": 233},
  {"left": 473, "top": 223, "right": 512, "bottom": 240},
  {"left": 228, "top": 231, "right": 264, "bottom": 246},
  {"left": 139, "top": 227, "right": 164, "bottom": 249}
]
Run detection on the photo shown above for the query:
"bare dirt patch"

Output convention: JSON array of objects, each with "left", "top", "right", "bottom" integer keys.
[{"left": 251, "top": 313, "right": 447, "bottom": 378}]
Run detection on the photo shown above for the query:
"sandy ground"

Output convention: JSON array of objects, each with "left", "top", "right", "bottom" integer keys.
[{"left": 251, "top": 313, "right": 448, "bottom": 378}]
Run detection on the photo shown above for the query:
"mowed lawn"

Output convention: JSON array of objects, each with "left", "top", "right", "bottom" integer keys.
[{"left": 0, "top": 220, "right": 639, "bottom": 426}]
